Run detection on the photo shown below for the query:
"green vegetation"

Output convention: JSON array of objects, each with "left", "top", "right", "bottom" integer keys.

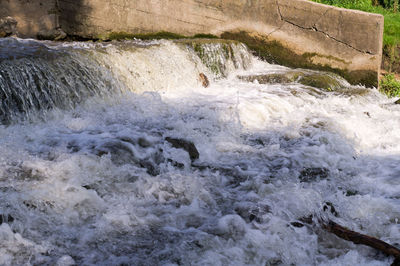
[
  {"left": 311, "top": 0, "right": 400, "bottom": 46},
  {"left": 379, "top": 74, "right": 400, "bottom": 97},
  {"left": 311, "top": 0, "right": 400, "bottom": 96}
]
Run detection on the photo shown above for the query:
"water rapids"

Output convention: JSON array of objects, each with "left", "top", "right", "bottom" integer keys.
[{"left": 0, "top": 37, "right": 399, "bottom": 265}]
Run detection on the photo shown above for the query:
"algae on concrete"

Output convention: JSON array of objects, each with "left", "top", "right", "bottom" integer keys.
[
  {"left": 100, "top": 31, "right": 219, "bottom": 41},
  {"left": 221, "top": 31, "right": 378, "bottom": 88}
]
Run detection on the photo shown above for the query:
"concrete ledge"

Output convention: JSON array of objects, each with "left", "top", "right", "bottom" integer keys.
[{"left": 0, "top": 0, "right": 384, "bottom": 87}]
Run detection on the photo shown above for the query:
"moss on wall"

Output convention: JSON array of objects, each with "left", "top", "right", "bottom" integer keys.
[
  {"left": 221, "top": 31, "right": 378, "bottom": 88},
  {"left": 98, "top": 31, "right": 219, "bottom": 41}
]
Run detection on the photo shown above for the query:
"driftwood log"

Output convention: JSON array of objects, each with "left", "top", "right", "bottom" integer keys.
[{"left": 321, "top": 220, "right": 400, "bottom": 265}]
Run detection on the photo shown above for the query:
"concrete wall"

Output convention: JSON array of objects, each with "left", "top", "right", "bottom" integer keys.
[
  {"left": 0, "top": 0, "right": 384, "bottom": 87},
  {"left": 0, "top": 0, "right": 58, "bottom": 37}
]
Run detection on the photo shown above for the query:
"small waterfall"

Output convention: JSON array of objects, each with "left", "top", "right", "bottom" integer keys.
[
  {"left": 0, "top": 39, "right": 122, "bottom": 122},
  {"left": 182, "top": 40, "right": 252, "bottom": 78},
  {"left": 1, "top": 37, "right": 398, "bottom": 266},
  {"left": 0, "top": 38, "right": 253, "bottom": 123}
]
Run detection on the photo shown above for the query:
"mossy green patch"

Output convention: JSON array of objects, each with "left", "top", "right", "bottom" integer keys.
[
  {"left": 237, "top": 74, "right": 294, "bottom": 84},
  {"left": 220, "top": 31, "right": 378, "bottom": 88},
  {"left": 104, "top": 31, "right": 186, "bottom": 41},
  {"left": 298, "top": 74, "right": 341, "bottom": 90},
  {"left": 101, "top": 32, "right": 220, "bottom": 41},
  {"left": 380, "top": 73, "right": 400, "bottom": 97},
  {"left": 192, "top": 33, "right": 219, "bottom": 39}
]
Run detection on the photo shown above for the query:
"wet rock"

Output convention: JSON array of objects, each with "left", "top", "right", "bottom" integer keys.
[
  {"left": 37, "top": 28, "right": 67, "bottom": 41},
  {"left": 234, "top": 202, "right": 271, "bottom": 223},
  {"left": 5, "top": 165, "right": 46, "bottom": 181},
  {"left": 199, "top": 73, "right": 210, "bottom": 88},
  {"left": 138, "top": 137, "right": 152, "bottom": 148},
  {"left": 165, "top": 137, "right": 199, "bottom": 161},
  {"left": 191, "top": 163, "right": 251, "bottom": 186},
  {"left": 323, "top": 202, "right": 339, "bottom": 217},
  {"left": 139, "top": 159, "right": 160, "bottom": 176},
  {"left": 299, "top": 167, "right": 329, "bottom": 182},
  {"left": 0, "top": 214, "right": 14, "bottom": 225},
  {"left": 266, "top": 258, "right": 283, "bottom": 266},
  {"left": 23, "top": 201, "right": 37, "bottom": 209},
  {"left": 95, "top": 141, "right": 136, "bottom": 165},
  {"left": 298, "top": 74, "right": 341, "bottom": 90},
  {"left": 299, "top": 215, "right": 314, "bottom": 225},
  {"left": 0, "top": 17, "right": 17, "bottom": 37},
  {"left": 237, "top": 73, "right": 293, "bottom": 84},
  {"left": 167, "top": 159, "right": 185, "bottom": 169},
  {"left": 290, "top": 221, "right": 305, "bottom": 228},
  {"left": 345, "top": 189, "right": 359, "bottom": 196},
  {"left": 82, "top": 184, "right": 93, "bottom": 190}
]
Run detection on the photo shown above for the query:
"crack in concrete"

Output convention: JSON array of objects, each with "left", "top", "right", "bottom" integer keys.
[{"left": 275, "top": 0, "right": 372, "bottom": 55}]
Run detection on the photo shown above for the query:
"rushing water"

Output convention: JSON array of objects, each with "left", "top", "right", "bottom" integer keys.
[{"left": 0, "top": 37, "right": 399, "bottom": 265}]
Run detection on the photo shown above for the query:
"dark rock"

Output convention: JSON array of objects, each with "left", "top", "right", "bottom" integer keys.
[
  {"left": 0, "top": 17, "right": 17, "bottom": 37},
  {"left": 395, "top": 99, "right": 400, "bottom": 105},
  {"left": 0, "top": 214, "right": 14, "bottom": 225},
  {"left": 364, "top": 111, "right": 371, "bottom": 118},
  {"left": 82, "top": 185, "right": 93, "bottom": 190},
  {"left": 138, "top": 137, "right": 152, "bottom": 148},
  {"left": 266, "top": 258, "right": 283, "bottom": 266},
  {"left": 165, "top": 137, "right": 199, "bottom": 161},
  {"left": 167, "top": 159, "right": 185, "bottom": 169},
  {"left": 237, "top": 73, "right": 293, "bottom": 84},
  {"left": 345, "top": 189, "right": 359, "bottom": 196},
  {"left": 95, "top": 141, "right": 136, "bottom": 165},
  {"left": 199, "top": 73, "right": 210, "bottom": 88},
  {"left": 299, "top": 215, "right": 314, "bottom": 224},
  {"left": 299, "top": 167, "right": 329, "bottom": 182},
  {"left": 23, "top": 201, "right": 37, "bottom": 209},
  {"left": 234, "top": 202, "right": 270, "bottom": 223},
  {"left": 298, "top": 74, "right": 341, "bottom": 90},
  {"left": 139, "top": 160, "right": 160, "bottom": 176},
  {"left": 323, "top": 202, "right": 339, "bottom": 217},
  {"left": 290, "top": 221, "right": 305, "bottom": 228},
  {"left": 37, "top": 28, "right": 67, "bottom": 41},
  {"left": 392, "top": 257, "right": 400, "bottom": 266}
]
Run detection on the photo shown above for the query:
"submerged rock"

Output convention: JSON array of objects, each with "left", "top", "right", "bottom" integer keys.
[
  {"left": 0, "top": 214, "right": 14, "bottom": 225},
  {"left": 234, "top": 202, "right": 271, "bottom": 223},
  {"left": 299, "top": 167, "right": 329, "bottom": 182},
  {"left": 323, "top": 202, "right": 339, "bottom": 217},
  {"left": 0, "top": 17, "right": 17, "bottom": 37},
  {"left": 37, "top": 28, "right": 67, "bottom": 41},
  {"left": 298, "top": 74, "right": 341, "bottom": 90},
  {"left": 237, "top": 73, "right": 297, "bottom": 84},
  {"left": 165, "top": 137, "right": 199, "bottom": 161},
  {"left": 238, "top": 71, "right": 343, "bottom": 91}
]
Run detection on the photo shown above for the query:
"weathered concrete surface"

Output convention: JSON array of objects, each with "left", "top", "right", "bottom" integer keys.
[
  {"left": 0, "top": 0, "right": 59, "bottom": 37},
  {"left": 0, "top": 16, "right": 17, "bottom": 37},
  {"left": 0, "top": 0, "right": 384, "bottom": 87}
]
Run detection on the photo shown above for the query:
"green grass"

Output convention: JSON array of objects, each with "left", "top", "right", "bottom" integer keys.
[
  {"left": 380, "top": 74, "right": 400, "bottom": 97},
  {"left": 311, "top": 0, "right": 400, "bottom": 46}
]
